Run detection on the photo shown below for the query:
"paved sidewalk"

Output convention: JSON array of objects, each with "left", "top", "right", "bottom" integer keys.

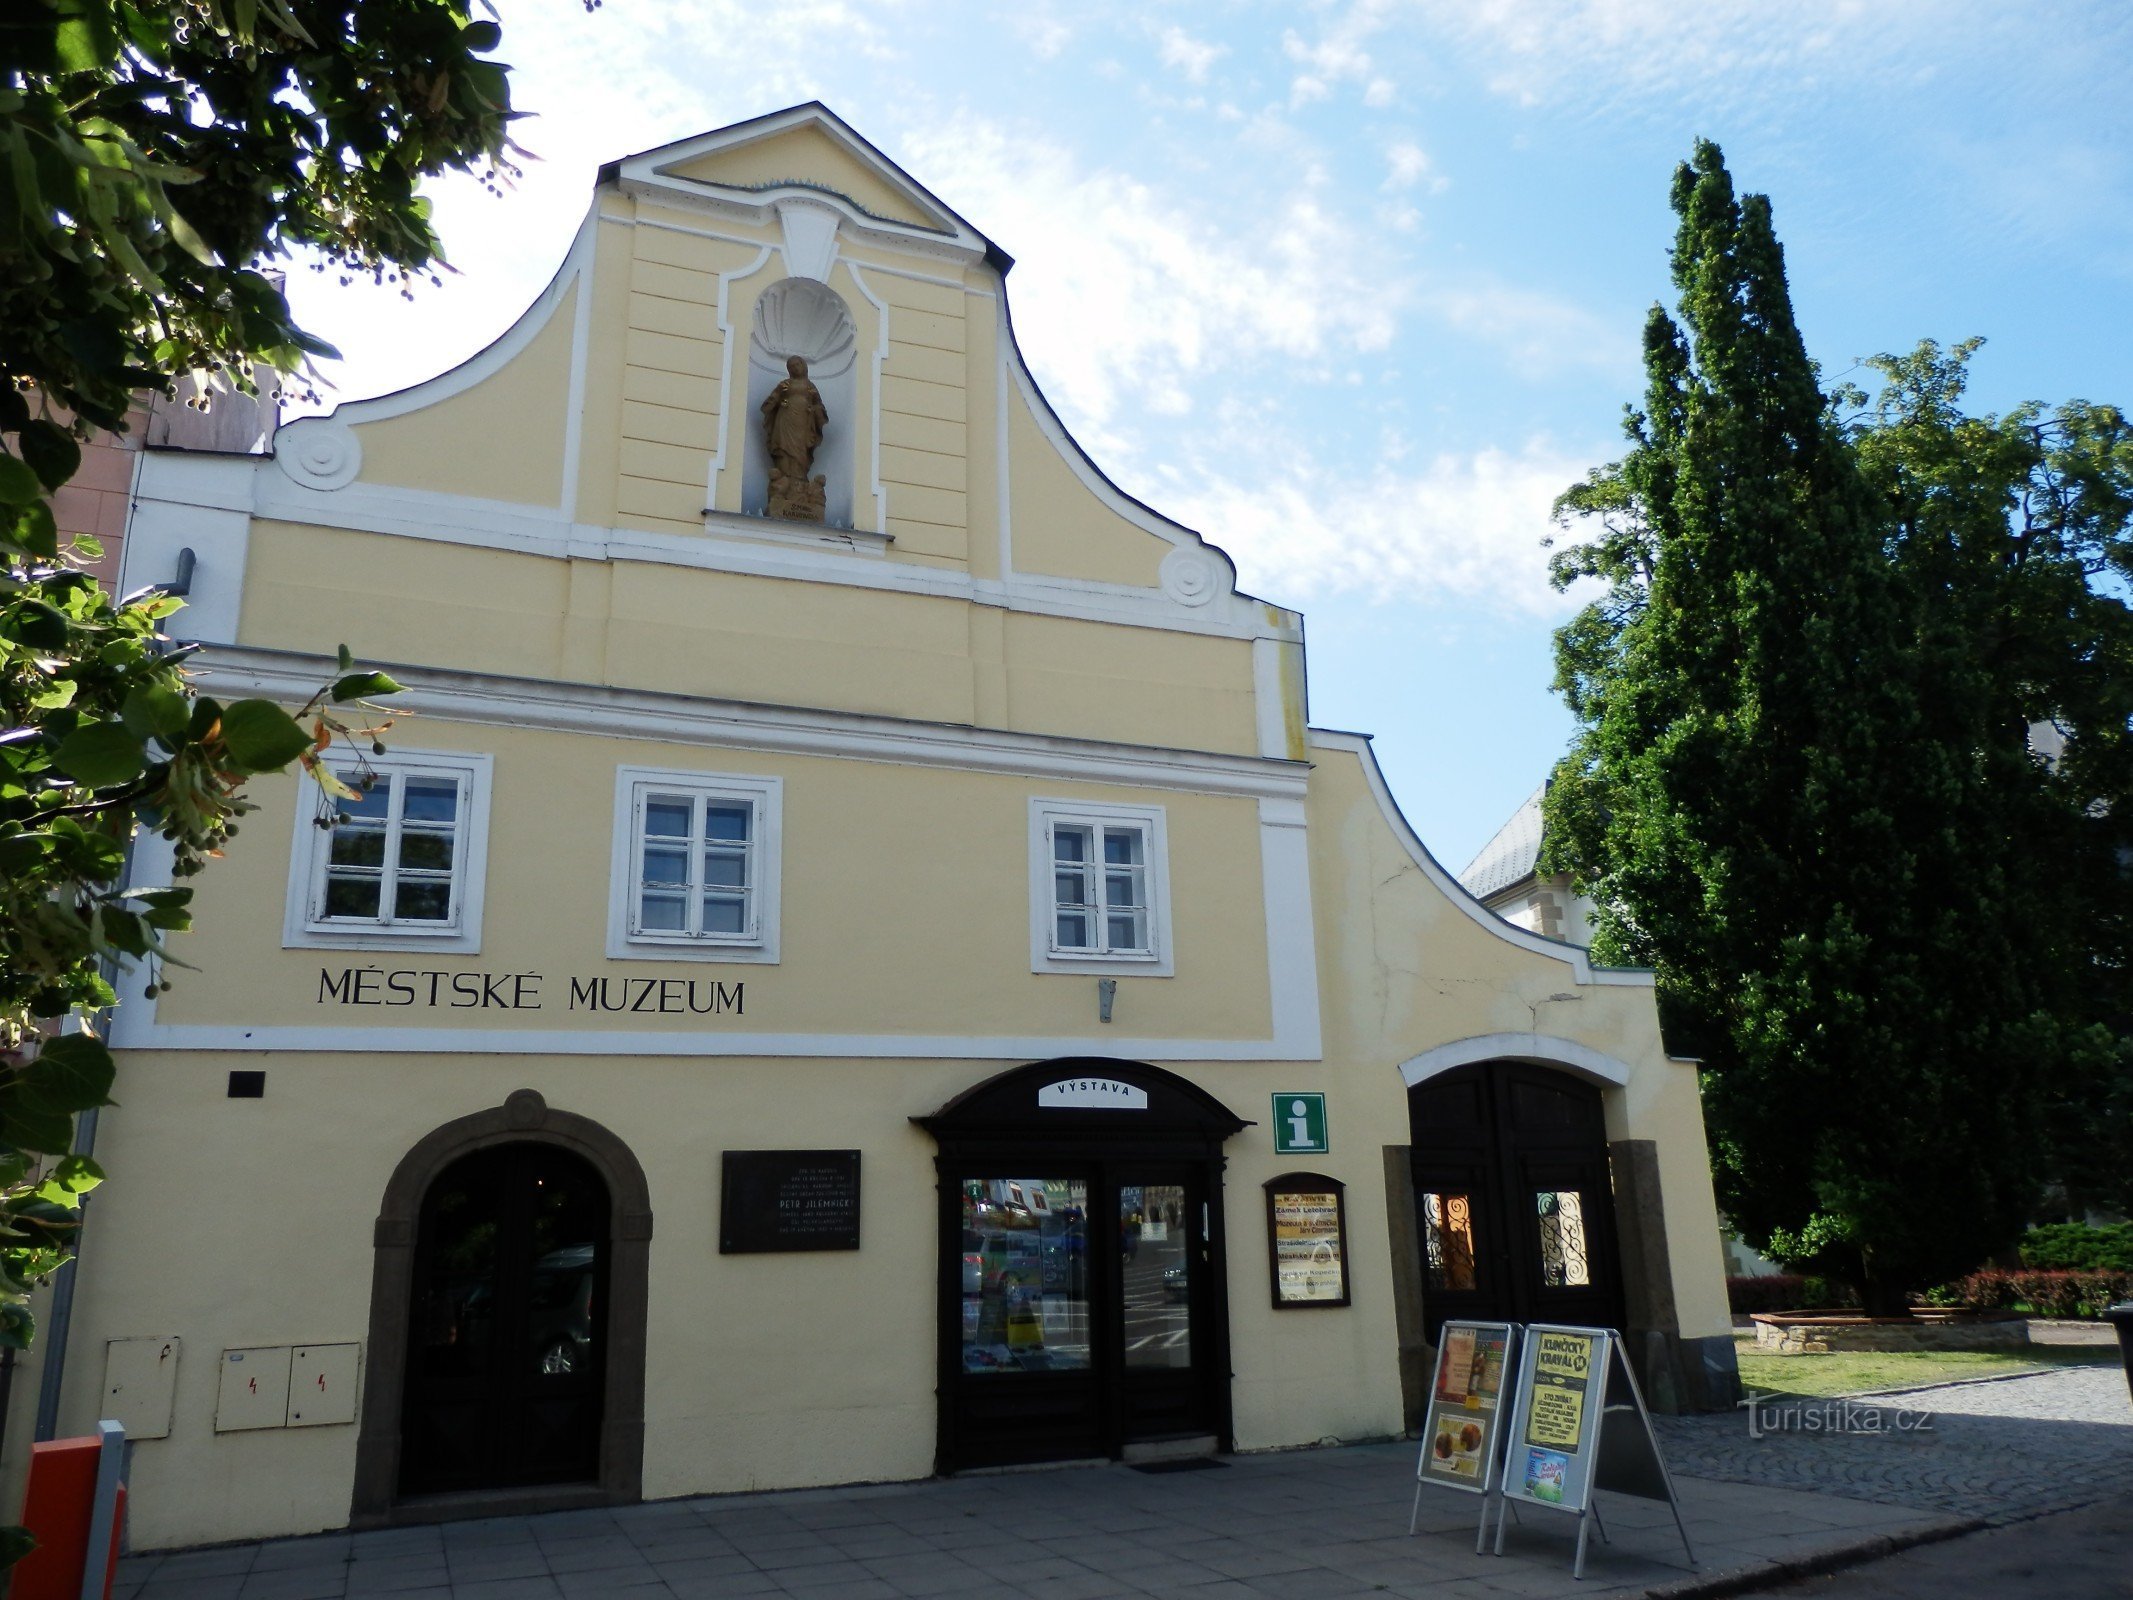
[
  {"left": 113, "top": 1367, "right": 2132, "bottom": 1600},
  {"left": 113, "top": 1446, "right": 1954, "bottom": 1600}
]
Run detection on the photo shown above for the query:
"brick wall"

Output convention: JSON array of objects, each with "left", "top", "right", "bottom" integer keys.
[{"left": 48, "top": 412, "right": 144, "bottom": 589}]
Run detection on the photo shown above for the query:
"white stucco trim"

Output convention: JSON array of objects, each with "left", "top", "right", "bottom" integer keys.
[
  {"left": 1258, "top": 796, "right": 1323, "bottom": 1059},
  {"left": 615, "top": 104, "right": 991, "bottom": 266},
  {"left": 705, "top": 245, "right": 777, "bottom": 513},
  {"left": 286, "top": 211, "right": 597, "bottom": 435},
  {"left": 118, "top": 460, "right": 252, "bottom": 645},
  {"left": 1000, "top": 347, "right": 1260, "bottom": 634},
  {"left": 190, "top": 646, "right": 1312, "bottom": 801},
  {"left": 106, "top": 1020, "right": 1318, "bottom": 1062},
  {"left": 559, "top": 210, "right": 597, "bottom": 520},
  {"left": 1308, "top": 729, "right": 1655, "bottom": 988},
  {"left": 220, "top": 458, "right": 1296, "bottom": 642},
  {"left": 839, "top": 262, "right": 893, "bottom": 533},
  {"left": 995, "top": 296, "right": 1014, "bottom": 582},
  {"left": 1398, "top": 1034, "right": 1634, "bottom": 1089}
]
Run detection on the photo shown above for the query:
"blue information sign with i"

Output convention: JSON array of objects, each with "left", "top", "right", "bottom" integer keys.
[{"left": 1272, "top": 1092, "right": 1329, "bottom": 1155}]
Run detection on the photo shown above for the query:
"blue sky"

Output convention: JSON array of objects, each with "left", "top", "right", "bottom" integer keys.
[{"left": 283, "top": 0, "right": 2133, "bottom": 872}]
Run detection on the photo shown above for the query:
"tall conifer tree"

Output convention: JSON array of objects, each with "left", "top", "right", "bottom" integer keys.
[{"left": 1543, "top": 143, "right": 2088, "bottom": 1310}]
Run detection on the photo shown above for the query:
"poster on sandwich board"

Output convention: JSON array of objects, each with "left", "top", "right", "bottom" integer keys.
[
  {"left": 1495, "top": 1324, "right": 1695, "bottom": 1579},
  {"left": 1416, "top": 1321, "right": 1515, "bottom": 1493},
  {"left": 1408, "top": 1320, "right": 1518, "bottom": 1549}
]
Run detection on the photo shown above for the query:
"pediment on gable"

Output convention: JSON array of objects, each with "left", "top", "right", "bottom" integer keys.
[{"left": 618, "top": 105, "right": 985, "bottom": 253}]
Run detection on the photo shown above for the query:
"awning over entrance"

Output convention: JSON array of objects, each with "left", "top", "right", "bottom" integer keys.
[{"left": 915, "top": 1056, "right": 1251, "bottom": 1152}]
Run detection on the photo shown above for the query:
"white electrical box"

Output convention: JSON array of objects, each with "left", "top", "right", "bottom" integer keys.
[
  {"left": 215, "top": 1346, "right": 291, "bottom": 1432},
  {"left": 101, "top": 1337, "right": 181, "bottom": 1440},
  {"left": 287, "top": 1343, "right": 360, "bottom": 1427}
]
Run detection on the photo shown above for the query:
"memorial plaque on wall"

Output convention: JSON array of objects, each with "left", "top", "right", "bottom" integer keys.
[{"left": 720, "top": 1150, "right": 861, "bottom": 1253}]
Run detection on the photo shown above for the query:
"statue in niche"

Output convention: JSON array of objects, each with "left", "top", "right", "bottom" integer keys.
[{"left": 760, "top": 354, "right": 829, "bottom": 521}]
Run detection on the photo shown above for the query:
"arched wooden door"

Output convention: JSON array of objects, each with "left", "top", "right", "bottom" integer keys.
[
  {"left": 1408, "top": 1062, "right": 1626, "bottom": 1341},
  {"left": 399, "top": 1143, "right": 611, "bottom": 1495}
]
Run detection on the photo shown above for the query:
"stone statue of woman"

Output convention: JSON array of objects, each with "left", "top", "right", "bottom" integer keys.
[{"left": 760, "top": 354, "right": 829, "bottom": 521}]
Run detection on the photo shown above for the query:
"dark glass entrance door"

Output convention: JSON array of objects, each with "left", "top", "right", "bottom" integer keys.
[
  {"left": 1409, "top": 1063, "right": 1626, "bottom": 1341},
  {"left": 400, "top": 1143, "right": 610, "bottom": 1495},
  {"left": 950, "top": 1167, "right": 1215, "bottom": 1467}
]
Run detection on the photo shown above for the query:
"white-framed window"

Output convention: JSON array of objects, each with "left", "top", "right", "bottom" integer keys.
[
  {"left": 1028, "top": 798, "right": 1173, "bottom": 976},
  {"left": 607, "top": 767, "right": 782, "bottom": 962},
  {"left": 282, "top": 749, "right": 493, "bottom": 953}
]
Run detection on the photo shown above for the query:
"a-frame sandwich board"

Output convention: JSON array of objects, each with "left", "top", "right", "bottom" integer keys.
[
  {"left": 1408, "top": 1320, "right": 1518, "bottom": 1553},
  {"left": 1494, "top": 1324, "right": 1696, "bottom": 1579}
]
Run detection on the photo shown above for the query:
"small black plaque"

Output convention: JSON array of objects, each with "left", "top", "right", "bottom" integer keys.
[
  {"left": 720, "top": 1149, "right": 861, "bottom": 1253},
  {"left": 227, "top": 1070, "right": 266, "bottom": 1099}
]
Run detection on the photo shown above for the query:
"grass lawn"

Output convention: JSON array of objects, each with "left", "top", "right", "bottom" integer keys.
[{"left": 1735, "top": 1339, "right": 2117, "bottom": 1398}]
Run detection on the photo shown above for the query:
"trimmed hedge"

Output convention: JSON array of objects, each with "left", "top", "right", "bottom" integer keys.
[
  {"left": 2018, "top": 1221, "right": 2133, "bottom": 1273},
  {"left": 1950, "top": 1267, "right": 2132, "bottom": 1319},
  {"left": 1726, "top": 1274, "right": 1859, "bottom": 1314}
]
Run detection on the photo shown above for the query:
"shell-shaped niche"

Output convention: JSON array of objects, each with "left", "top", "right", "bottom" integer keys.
[
  {"left": 750, "top": 279, "right": 858, "bottom": 383},
  {"left": 743, "top": 278, "right": 860, "bottom": 526}
]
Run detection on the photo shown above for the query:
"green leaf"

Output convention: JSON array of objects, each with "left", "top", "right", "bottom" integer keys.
[
  {"left": 0, "top": 455, "right": 39, "bottom": 506},
  {"left": 49, "top": 1155, "right": 105, "bottom": 1194},
  {"left": 9, "top": 500, "right": 59, "bottom": 559},
  {"left": 0, "top": 833, "right": 50, "bottom": 873},
  {"left": 0, "top": 1521, "right": 36, "bottom": 1572},
  {"left": 0, "top": 1105, "right": 77, "bottom": 1157},
  {"left": 330, "top": 671, "right": 401, "bottom": 702},
  {"left": 336, "top": 643, "right": 354, "bottom": 672},
  {"left": 17, "top": 421, "right": 81, "bottom": 493},
  {"left": 165, "top": 206, "right": 217, "bottom": 267},
  {"left": 122, "top": 683, "right": 192, "bottom": 740},
  {"left": 24, "top": 1034, "right": 117, "bottom": 1114},
  {"left": 218, "top": 699, "right": 315, "bottom": 770},
  {"left": 0, "top": 1306, "right": 36, "bottom": 1353},
  {"left": 53, "top": 1, "right": 119, "bottom": 70},
  {"left": 53, "top": 721, "right": 146, "bottom": 788},
  {"left": 7, "top": 599, "right": 71, "bottom": 649}
]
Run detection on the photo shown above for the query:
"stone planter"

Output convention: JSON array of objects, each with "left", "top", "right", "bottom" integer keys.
[{"left": 1750, "top": 1310, "right": 2031, "bottom": 1353}]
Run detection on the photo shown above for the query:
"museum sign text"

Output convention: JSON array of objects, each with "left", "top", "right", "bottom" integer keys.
[{"left": 315, "top": 967, "right": 745, "bottom": 1016}]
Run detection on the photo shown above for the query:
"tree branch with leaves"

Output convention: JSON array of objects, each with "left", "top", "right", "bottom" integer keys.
[{"left": 1, "top": 0, "right": 527, "bottom": 1561}]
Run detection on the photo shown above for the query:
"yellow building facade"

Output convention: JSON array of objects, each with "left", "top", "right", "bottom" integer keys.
[{"left": 43, "top": 105, "right": 1737, "bottom": 1548}]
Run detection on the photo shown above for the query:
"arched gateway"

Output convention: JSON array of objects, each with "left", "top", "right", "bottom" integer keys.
[
  {"left": 918, "top": 1059, "right": 1247, "bottom": 1472},
  {"left": 1406, "top": 1058, "right": 1628, "bottom": 1341},
  {"left": 352, "top": 1091, "right": 652, "bottom": 1522}
]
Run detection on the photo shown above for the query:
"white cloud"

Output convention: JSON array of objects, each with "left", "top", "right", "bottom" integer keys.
[
  {"left": 1384, "top": 140, "right": 1447, "bottom": 193},
  {"left": 1416, "top": 0, "right": 1969, "bottom": 113},
  {"left": 1418, "top": 282, "right": 1637, "bottom": 379},
  {"left": 1280, "top": 0, "right": 1401, "bottom": 104},
  {"left": 1156, "top": 26, "right": 1227, "bottom": 83},
  {"left": 1164, "top": 440, "right": 1601, "bottom": 616},
  {"left": 895, "top": 115, "right": 1407, "bottom": 458},
  {"left": 283, "top": 0, "right": 913, "bottom": 408},
  {"left": 1017, "top": 13, "right": 1072, "bottom": 58}
]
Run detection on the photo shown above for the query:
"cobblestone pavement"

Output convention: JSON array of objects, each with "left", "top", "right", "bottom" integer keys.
[{"left": 1655, "top": 1363, "right": 2133, "bottom": 1524}]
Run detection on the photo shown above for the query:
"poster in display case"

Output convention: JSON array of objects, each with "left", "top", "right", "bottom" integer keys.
[{"left": 1263, "top": 1173, "right": 1349, "bottom": 1308}]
